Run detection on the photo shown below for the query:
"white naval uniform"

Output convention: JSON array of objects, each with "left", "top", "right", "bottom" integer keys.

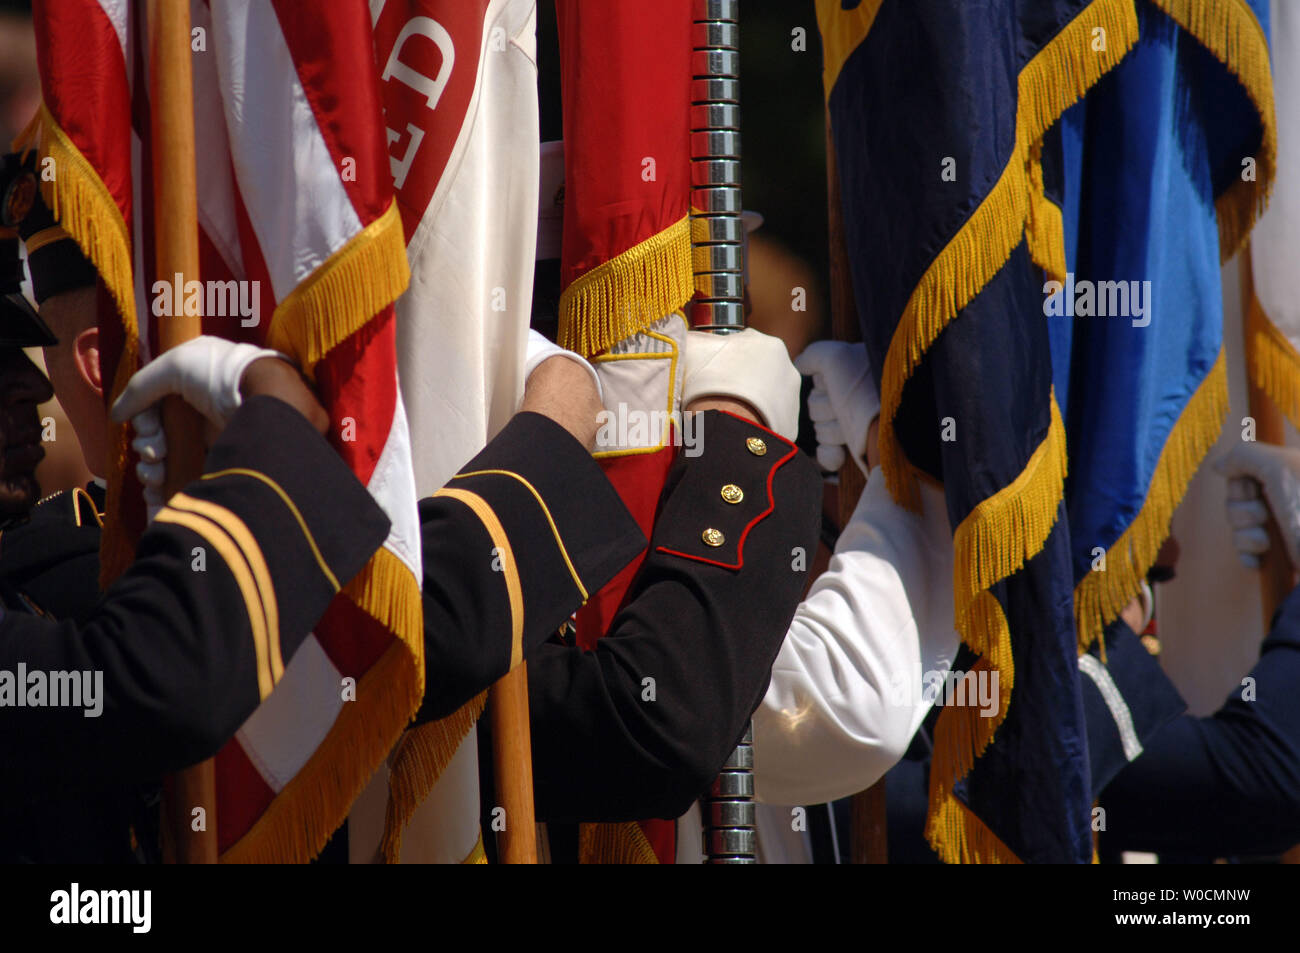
[
  {"left": 676, "top": 467, "right": 958, "bottom": 863},
  {"left": 754, "top": 467, "right": 960, "bottom": 809}
]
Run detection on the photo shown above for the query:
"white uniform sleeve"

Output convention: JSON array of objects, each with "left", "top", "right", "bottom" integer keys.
[{"left": 754, "top": 467, "right": 960, "bottom": 806}]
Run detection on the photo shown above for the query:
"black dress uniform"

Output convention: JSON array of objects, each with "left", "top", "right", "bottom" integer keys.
[
  {"left": 0, "top": 483, "right": 105, "bottom": 624},
  {"left": 417, "top": 409, "right": 821, "bottom": 822},
  {"left": 0, "top": 482, "right": 148, "bottom": 862},
  {"left": 0, "top": 396, "right": 390, "bottom": 861}
]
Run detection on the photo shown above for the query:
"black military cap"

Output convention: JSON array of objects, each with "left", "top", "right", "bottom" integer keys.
[{"left": 0, "top": 281, "right": 57, "bottom": 348}]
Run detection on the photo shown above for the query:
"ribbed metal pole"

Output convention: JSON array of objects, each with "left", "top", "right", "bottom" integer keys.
[
  {"left": 690, "top": 0, "right": 745, "bottom": 336},
  {"left": 690, "top": 0, "right": 755, "bottom": 864}
]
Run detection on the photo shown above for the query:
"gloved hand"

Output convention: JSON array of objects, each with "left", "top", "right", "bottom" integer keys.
[
  {"left": 1213, "top": 441, "right": 1300, "bottom": 570},
  {"left": 681, "top": 327, "right": 801, "bottom": 441},
  {"left": 793, "top": 340, "right": 879, "bottom": 476},
  {"left": 110, "top": 335, "right": 290, "bottom": 429},
  {"left": 130, "top": 406, "right": 166, "bottom": 522},
  {"left": 110, "top": 336, "right": 291, "bottom": 522},
  {"left": 523, "top": 328, "right": 602, "bottom": 402}
]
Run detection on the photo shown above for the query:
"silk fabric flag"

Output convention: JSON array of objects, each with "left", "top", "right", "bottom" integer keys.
[
  {"left": 22, "top": 0, "right": 423, "bottom": 862},
  {"left": 819, "top": 0, "right": 1140, "bottom": 863},
  {"left": 370, "top": 0, "right": 540, "bottom": 865}
]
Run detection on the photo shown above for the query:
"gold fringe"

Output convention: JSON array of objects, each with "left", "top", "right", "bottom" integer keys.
[
  {"left": 876, "top": 0, "right": 1140, "bottom": 509},
  {"left": 379, "top": 692, "right": 487, "bottom": 864},
  {"left": 266, "top": 201, "right": 410, "bottom": 375},
  {"left": 1073, "top": 349, "right": 1228, "bottom": 651},
  {"left": 1148, "top": 0, "right": 1276, "bottom": 261},
  {"left": 13, "top": 104, "right": 142, "bottom": 585},
  {"left": 342, "top": 547, "right": 425, "bottom": 686},
  {"left": 578, "top": 821, "right": 660, "bottom": 864},
  {"left": 221, "top": 637, "right": 420, "bottom": 863},
  {"left": 557, "top": 215, "right": 695, "bottom": 359},
  {"left": 12, "top": 103, "right": 136, "bottom": 365},
  {"left": 952, "top": 393, "right": 1068, "bottom": 657},
  {"left": 1026, "top": 140, "right": 1068, "bottom": 286},
  {"left": 926, "top": 759, "right": 1023, "bottom": 865},
  {"left": 462, "top": 831, "right": 487, "bottom": 864},
  {"left": 1246, "top": 300, "right": 1300, "bottom": 434},
  {"left": 221, "top": 547, "right": 424, "bottom": 863},
  {"left": 922, "top": 397, "right": 1064, "bottom": 860}
]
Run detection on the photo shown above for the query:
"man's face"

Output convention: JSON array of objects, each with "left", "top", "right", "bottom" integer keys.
[{"left": 0, "top": 347, "right": 54, "bottom": 519}]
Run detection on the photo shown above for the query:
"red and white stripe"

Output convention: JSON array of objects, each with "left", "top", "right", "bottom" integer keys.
[{"left": 33, "top": 0, "right": 422, "bottom": 860}]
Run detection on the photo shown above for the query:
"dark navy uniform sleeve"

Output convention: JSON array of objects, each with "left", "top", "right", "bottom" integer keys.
[
  {"left": 1101, "top": 583, "right": 1300, "bottom": 857},
  {"left": 526, "top": 410, "right": 823, "bottom": 821},
  {"left": 0, "top": 396, "right": 389, "bottom": 786},
  {"left": 414, "top": 411, "right": 646, "bottom": 722}
]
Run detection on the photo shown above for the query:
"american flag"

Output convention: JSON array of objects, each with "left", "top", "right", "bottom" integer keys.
[{"left": 22, "top": 0, "right": 424, "bottom": 862}]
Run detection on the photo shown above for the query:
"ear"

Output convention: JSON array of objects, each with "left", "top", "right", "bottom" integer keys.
[{"left": 72, "top": 325, "right": 102, "bottom": 398}]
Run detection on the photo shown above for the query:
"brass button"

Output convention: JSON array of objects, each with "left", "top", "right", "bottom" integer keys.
[
  {"left": 746, "top": 436, "right": 767, "bottom": 456},
  {"left": 720, "top": 484, "right": 744, "bottom": 504},
  {"left": 702, "top": 528, "right": 726, "bottom": 547}
]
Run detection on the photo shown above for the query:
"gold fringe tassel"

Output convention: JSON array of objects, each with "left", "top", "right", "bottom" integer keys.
[
  {"left": 1026, "top": 140, "right": 1068, "bottom": 286},
  {"left": 12, "top": 103, "right": 136, "bottom": 358},
  {"left": 926, "top": 758, "right": 1023, "bottom": 865},
  {"left": 877, "top": 0, "right": 1140, "bottom": 509},
  {"left": 13, "top": 104, "right": 142, "bottom": 586},
  {"left": 557, "top": 214, "right": 695, "bottom": 359},
  {"left": 462, "top": 832, "right": 488, "bottom": 864},
  {"left": 1073, "top": 349, "right": 1228, "bottom": 652},
  {"left": 952, "top": 394, "right": 1068, "bottom": 658},
  {"left": 379, "top": 692, "right": 487, "bottom": 864},
  {"left": 1148, "top": 0, "right": 1276, "bottom": 262},
  {"left": 578, "top": 821, "right": 660, "bottom": 864},
  {"left": 922, "top": 397, "right": 1065, "bottom": 862},
  {"left": 221, "top": 547, "right": 425, "bottom": 862},
  {"left": 1246, "top": 302, "right": 1300, "bottom": 434},
  {"left": 267, "top": 201, "right": 410, "bottom": 375}
]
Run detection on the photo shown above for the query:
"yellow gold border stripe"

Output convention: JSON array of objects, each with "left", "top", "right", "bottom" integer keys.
[
  {"left": 434, "top": 487, "right": 525, "bottom": 668},
  {"left": 452, "top": 469, "right": 588, "bottom": 602},
  {"left": 201, "top": 468, "right": 340, "bottom": 591},
  {"left": 156, "top": 506, "right": 274, "bottom": 699},
  {"left": 172, "top": 492, "right": 284, "bottom": 683}
]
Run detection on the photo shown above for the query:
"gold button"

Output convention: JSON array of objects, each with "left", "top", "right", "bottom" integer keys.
[
  {"left": 746, "top": 436, "right": 767, "bottom": 456},
  {"left": 720, "top": 484, "right": 744, "bottom": 504},
  {"left": 702, "top": 528, "right": 726, "bottom": 547}
]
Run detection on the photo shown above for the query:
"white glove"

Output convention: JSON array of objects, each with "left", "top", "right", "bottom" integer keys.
[
  {"left": 1213, "top": 442, "right": 1300, "bottom": 570},
  {"left": 681, "top": 328, "right": 801, "bottom": 441},
  {"left": 793, "top": 340, "right": 880, "bottom": 476},
  {"left": 110, "top": 335, "right": 289, "bottom": 428},
  {"left": 523, "top": 328, "right": 602, "bottom": 402},
  {"left": 130, "top": 405, "right": 166, "bottom": 522}
]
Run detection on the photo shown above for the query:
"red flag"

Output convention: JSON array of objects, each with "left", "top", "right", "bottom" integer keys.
[{"left": 22, "top": 0, "right": 423, "bottom": 862}]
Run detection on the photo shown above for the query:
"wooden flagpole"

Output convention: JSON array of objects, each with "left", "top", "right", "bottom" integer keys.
[
  {"left": 826, "top": 116, "right": 888, "bottom": 864},
  {"left": 146, "top": 0, "right": 215, "bottom": 864},
  {"left": 489, "top": 667, "right": 538, "bottom": 862},
  {"left": 1239, "top": 245, "right": 1300, "bottom": 864}
]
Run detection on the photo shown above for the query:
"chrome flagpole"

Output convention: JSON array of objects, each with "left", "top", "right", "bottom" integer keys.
[{"left": 689, "top": 0, "right": 755, "bottom": 864}]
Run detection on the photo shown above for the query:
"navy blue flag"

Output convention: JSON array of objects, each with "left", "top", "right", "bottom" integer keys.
[
  {"left": 818, "top": 0, "right": 1142, "bottom": 864},
  {"left": 821, "top": 0, "right": 1274, "bottom": 863}
]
